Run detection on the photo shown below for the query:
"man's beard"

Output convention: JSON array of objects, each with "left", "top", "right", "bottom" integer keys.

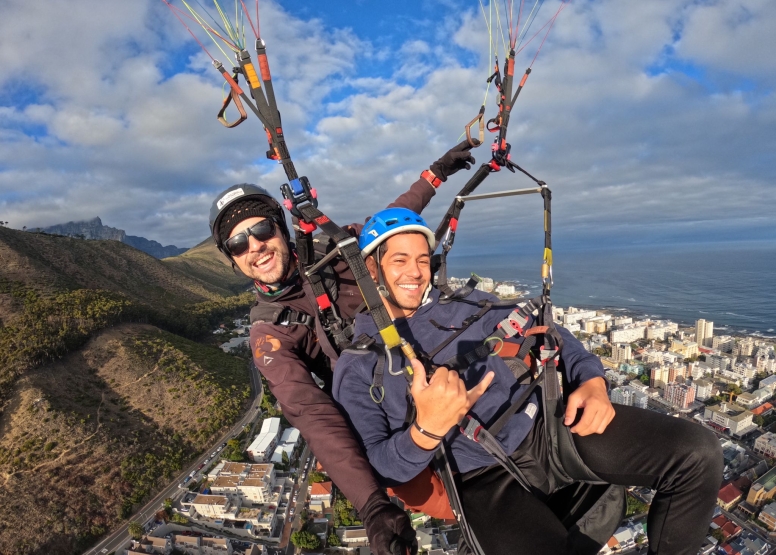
[{"left": 246, "top": 245, "right": 290, "bottom": 285}]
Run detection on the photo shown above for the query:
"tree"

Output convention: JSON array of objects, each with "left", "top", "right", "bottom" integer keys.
[
  {"left": 626, "top": 495, "right": 649, "bottom": 517},
  {"left": 128, "top": 521, "right": 143, "bottom": 540},
  {"left": 290, "top": 530, "right": 321, "bottom": 549},
  {"left": 309, "top": 470, "right": 326, "bottom": 483},
  {"left": 327, "top": 532, "right": 341, "bottom": 547}
]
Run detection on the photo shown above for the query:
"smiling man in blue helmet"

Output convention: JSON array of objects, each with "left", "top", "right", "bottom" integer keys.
[
  {"left": 209, "top": 143, "right": 477, "bottom": 555},
  {"left": 332, "top": 208, "right": 723, "bottom": 555}
]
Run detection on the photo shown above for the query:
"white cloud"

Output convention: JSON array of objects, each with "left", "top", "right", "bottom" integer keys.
[{"left": 0, "top": 0, "right": 774, "bottom": 251}]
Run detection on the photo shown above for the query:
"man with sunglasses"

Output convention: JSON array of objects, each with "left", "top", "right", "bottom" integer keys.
[{"left": 208, "top": 142, "right": 477, "bottom": 555}]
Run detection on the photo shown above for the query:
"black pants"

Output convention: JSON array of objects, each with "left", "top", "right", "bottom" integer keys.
[{"left": 459, "top": 404, "right": 723, "bottom": 555}]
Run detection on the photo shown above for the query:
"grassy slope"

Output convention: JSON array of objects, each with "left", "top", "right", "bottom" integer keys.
[
  {"left": 0, "top": 324, "right": 251, "bottom": 555},
  {"left": 0, "top": 227, "right": 238, "bottom": 305},
  {"left": 162, "top": 238, "right": 251, "bottom": 296},
  {"left": 0, "top": 227, "right": 256, "bottom": 554}
]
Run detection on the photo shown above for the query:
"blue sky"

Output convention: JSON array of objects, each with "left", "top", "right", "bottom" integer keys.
[{"left": 0, "top": 0, "right": 774, "bottom": 251}]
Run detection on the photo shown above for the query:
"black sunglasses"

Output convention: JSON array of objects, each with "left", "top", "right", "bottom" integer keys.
[{"left": 224, "top": 220, "right": 277, "bottom": 257}]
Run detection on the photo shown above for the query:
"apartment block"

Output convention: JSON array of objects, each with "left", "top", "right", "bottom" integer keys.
[
  {"left": 693, "top": 378, "right": 714, "bottom": 401},
  {"left": 704, "top": 402, "right": 754, "bottom": 436},
  {"left": 610, "top": 325, "right": 646, "bottom": 344},
  {"left": 755, "top": 433, "right": 776, "bottom": 459},
  {"left": 664, "top": 382, "right": 695, "bottom": 409},
  {"left": 247, "top": 418, "right": 281, "bottom": 462}
]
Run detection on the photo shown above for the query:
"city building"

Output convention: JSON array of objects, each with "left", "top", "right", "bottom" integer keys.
[
  {"left": 735, "top": 337, "right": 755, "bottom": 358},
  {"left": 704, "top": 402, "right": 755, "bottom": 436},
  {"left": 309, "top": 481, "right": 334, "bottom": 512},
  {"left": 613, "top": 316, "right": 632, "bottom": 327},
  {"left": 706, "top": 354, "right": 731, "bottom": 372},
  {"left": 495, "top": 283, "right": 516, "bottom": 296},
  {"left": 610, "top": 325, "right": 646, "bottom": 344},
  {"left": 650, "top": 366, "right": 669, "bottom": 389},
  {"left": 271, "top": 427, "right": 300, "bottom": 465},
  {"left": 693, "top": 378, "right": 714, "bottom": 401},
  {"left": 610, "top": 385, "right": 648, "bottom": 409},
  {"left": 612, "top": 343, "right": 632, "bottom": 364},
  {"left": 669, "top": 339, "right": 699, "bottom": 359},
  {"left": 754, "top": 432, "right": 776, "bottom": 459},
  {"left": 696, "top": 319, "right": 714, "bottom": 348},
  {"left": 747, "top": 466, "right": 776, "bottom": 507},
  {"left": 713, "top": 335, "right": 734, "bottom": 353},
  {"left": 664, "top": 382, "right": 695, "bottom": 409},
  {"left": 190, "top": 494, "right": 235, "bottom": 519},
  {"left": 717, "top": 483, "right": 743, "bottom": 511},
  {"left": 759, "top": 502, "right": 776, "bottom": 532},
  {"left": 563, "top": 308, "right": 598, "bottom": 326},
  {"left": 209, "top": 462, "right": 277, "bottom": 505},
  {"left": 474, "top": 277, "right": 494, "bottom": 293},
  {"left": 646, "top": 321, "right": 679, "bottom": 341},
  {"left": 247, "top": 418, "right": 281, "bottom": 462},
  {"left": 760, "top": 375, "right": 776, "bottom": 393}
]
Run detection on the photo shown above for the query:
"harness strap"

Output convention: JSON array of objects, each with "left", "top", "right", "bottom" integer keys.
[
  {"left": 297, "top": 203, "right": 402, "bottom": 349},
  {"left": 426, "top": 302, "right": 493, "bottom": 360}
]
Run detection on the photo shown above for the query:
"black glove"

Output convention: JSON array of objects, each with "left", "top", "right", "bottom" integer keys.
[
  {"left": 361, "top": 490, "right": 418, "bottom": 555},
  {"left": 428, "top": 140, "right": 477, "bottom": 182}
]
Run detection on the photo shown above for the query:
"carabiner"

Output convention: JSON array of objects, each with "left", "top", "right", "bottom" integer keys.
[{"left": 465, "top": 105, "right": 485, "bottom": 148}]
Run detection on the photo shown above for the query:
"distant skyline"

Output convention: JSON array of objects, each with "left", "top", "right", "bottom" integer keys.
[{"left": 1, "top": 0, "right": 774, "bottom": 250}]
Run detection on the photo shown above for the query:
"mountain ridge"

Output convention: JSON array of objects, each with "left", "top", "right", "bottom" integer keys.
[{"left": 34, "top": 217, "right": 189, "bottom": 259}]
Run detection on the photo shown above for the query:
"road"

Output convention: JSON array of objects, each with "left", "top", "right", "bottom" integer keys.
[
  {"left": 84, "top": 358, "right": 263, "bottom": 555},
  {"left": 280, "top": 445, "right": 313, "bottom": 555}
]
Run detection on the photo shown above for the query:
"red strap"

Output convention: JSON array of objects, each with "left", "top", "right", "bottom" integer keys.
[{"left": 421, "top": 169, "right": 442, "bottom": 188}]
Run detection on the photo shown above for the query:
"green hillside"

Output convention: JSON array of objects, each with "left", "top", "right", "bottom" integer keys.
[
  {"left": 162, "top": 237, "right": 251, "bottom": 295},
  {"left": 0, "top": 227, "right": 256, "bottom": 554}
]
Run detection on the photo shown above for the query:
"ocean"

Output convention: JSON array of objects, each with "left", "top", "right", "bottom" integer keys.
[{"left": 443, "top": 241, "right": 776, "bottom": 337}]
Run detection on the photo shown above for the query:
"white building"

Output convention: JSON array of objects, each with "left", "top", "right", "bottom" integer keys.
[
  {"left": 247, "top": 418, "right": 281, "bottom": 462},
  {"left": 475, "top": 277, "right": 494, "bottom": 293},
  {"left": 495, "top": 284, "right": 516, "bottom": 296},
  {"left": 610, "top": 325, "right": 646, "bottom": 344},
  {"left": 610, "top": 386, "right": 648, "bottom": 409},
  {"left": 713, "top": 335, "right": 734, "bottom": 353},
  {"left": 209, "top": 462, "right": 277, "bottom": 505},
  {"left": 693, "top": 378, "right": 714, "bottom": 401},
  {"left": 190, "top": 494, "right": 236, "bottom": 519},
  {"left": 696, "top": 319, "right": 714, "bottom": 348},
  {"left": 611, "top": 343, "right": 632, "bottom": 364},
  {"left": 735, "top": 337, "right": 755, "bottom": 357},
  {"left": 754, "top": 432, "right": 776, "bottom": 459},
  {"left": 646, "top": 321, "right": 679, "bottom": 341},
  {"left": 271, "top": 427, "right": 300, "bottom": 465},
  {"left": 704, "top": 402, "right": 754, "bottom": 436}
]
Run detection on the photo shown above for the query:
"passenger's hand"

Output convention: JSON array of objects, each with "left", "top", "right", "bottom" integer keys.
[
  {"left": 565, "top": 377, "right": 615, "bottom": 436},
  {"left": 410, "top": 359, "right": 493, "bottom": 445},
  {"left": 361, "top": 490, "right": 418, "bottom": 555},
  {"left": 428, "top": 140, "right": 477, "bottom": 182}
]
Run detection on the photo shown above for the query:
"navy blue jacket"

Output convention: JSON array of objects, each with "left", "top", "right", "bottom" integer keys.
[{"left": 332, "top": 288, "right": 606, "bottom": 485}]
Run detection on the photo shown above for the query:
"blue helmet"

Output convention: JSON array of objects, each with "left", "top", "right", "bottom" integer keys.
[{"left": 359, "top": 208, "right": 436, "bottom": 257}]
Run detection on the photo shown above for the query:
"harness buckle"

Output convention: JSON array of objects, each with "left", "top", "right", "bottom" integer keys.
[
  {"left": 280, "top": 176, "right": 318, "bottom": 219},
  {"left": 459, "top": 415, "right": 483, "bottom": 443}
]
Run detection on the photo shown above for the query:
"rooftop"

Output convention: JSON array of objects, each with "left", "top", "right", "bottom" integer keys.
[
  {"left": 718, "top": 483, "right": 742, "bottom": 504},
  {"left": 752, "top": 466, "right": 776, "bottom": 493},
  {"left": 311, "top": 481, "right": 333, "bottom": 496},
  {"left": 192, "top": 494, "right": 229, "bottom": 506}
]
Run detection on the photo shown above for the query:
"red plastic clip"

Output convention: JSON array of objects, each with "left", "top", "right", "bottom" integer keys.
[
  {"left": 316, "top": 294, "right": 332, "bottom": 310},
  {"left": 298, "top": 220, "right": 316, "bottom": 234}
]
